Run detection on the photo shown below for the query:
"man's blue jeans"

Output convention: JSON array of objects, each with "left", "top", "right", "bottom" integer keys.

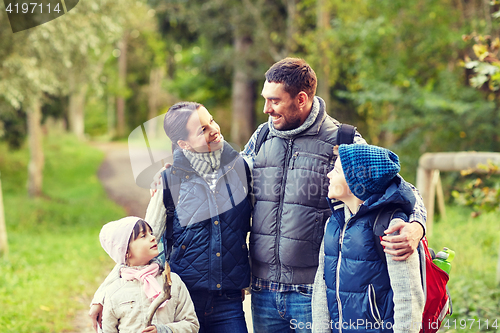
[
  {"left": 189, "top": 289, "right": 248, "bottom": 333},
  {"left": 251, "top": 286, "right": 313, "bottom": 333}
]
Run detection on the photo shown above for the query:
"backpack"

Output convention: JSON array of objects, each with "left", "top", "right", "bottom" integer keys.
[
  {"left": 373, "top": 207, "right": 452, "bottom": 333},
  {"left": 254, "top": 122, "right": 357, "bottom": 154},
  {"left": 158, "top": 169, "right": 179, "bottom": 263}
]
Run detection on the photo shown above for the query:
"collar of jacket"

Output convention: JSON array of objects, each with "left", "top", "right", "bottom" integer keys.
[
  {"left": 268, "top": 96, "right": 327, "bottom": 140},
  {"left": 171, "top": 141, "right": 241, "bottom": 178},
  {"left": 326, "top": 175, "right": 416, "bottom": 218}
]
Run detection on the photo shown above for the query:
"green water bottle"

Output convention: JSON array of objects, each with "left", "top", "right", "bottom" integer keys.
[{"left": 433, "top": 247, "right": 455, "bottom": 274}]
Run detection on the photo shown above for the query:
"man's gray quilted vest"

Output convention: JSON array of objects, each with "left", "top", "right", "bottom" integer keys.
[{"left": 250, "top": 105, "right": 341, "bottom": 284}]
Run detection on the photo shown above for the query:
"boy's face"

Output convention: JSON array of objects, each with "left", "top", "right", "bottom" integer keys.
[
  {"left": 327, "top": 157, "right": 350, "bottom": 199},
  {"left": 127, "top": 226, "right": 159, "bottom": 266}
]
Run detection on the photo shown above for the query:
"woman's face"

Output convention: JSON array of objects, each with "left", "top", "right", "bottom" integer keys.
[
  {"left": 327, "top": 157, "right": 350, "bottom": 199},
  {"left": 179, "top": 106, "right": 224, "bottom": 153}
]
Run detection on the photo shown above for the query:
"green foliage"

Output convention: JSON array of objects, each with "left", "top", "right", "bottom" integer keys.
[
  {"left": 164, "top": 40, "right": 232, "bottom": 109},
  {"left": 463, "top": 34, "right": 500, "bottom": 91},
  {"left": 85, "top": 96, "right": 109, "bottom": 137},
  {"left": 452, "top": 162, "right": 500, "bottom": 214},
  {"left": 430, "top": 206, "right": 500, "bottom": 331},
  {"left": 0, "top": 101, "right": 26, "bottom": 150},
  {"left": 0, "top": 134, "right": 123, "bottom": 332}
]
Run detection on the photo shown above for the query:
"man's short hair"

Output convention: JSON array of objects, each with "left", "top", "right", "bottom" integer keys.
[{"left": 265, "top": 57, "right": 317, "bottom": 100}]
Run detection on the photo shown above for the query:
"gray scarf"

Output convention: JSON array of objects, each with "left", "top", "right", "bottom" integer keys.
[
  {"left": 268, "top": 96, "right": 322, "bottom": 139},
  {"left": 182, "top": 145, "right": 224, "bottom": 192}
]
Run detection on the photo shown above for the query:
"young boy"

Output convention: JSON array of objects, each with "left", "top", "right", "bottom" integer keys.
[
  {"left": 312, "top": 144, "right": 425, "bottom": 333},
  {"left": 99, "top": 216, "right": 199, "bottom": 333}
]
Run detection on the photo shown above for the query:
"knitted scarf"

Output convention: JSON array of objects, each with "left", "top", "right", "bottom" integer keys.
[
  {"left": 268, "top": 96, "right": 322, "bottom": 139},
  {"left": 182, "top": 144, "right": 224, "bottom": 191},
  {"left": 121, "top": 262, "right": 166, "bottom": 308}
]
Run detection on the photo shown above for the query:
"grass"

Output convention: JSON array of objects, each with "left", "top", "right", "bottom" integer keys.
[
  {"left": 0, "top": 134, "right": 124, "bottom": 332},
  {"left": 429, "top": 207, "right": 500, "bottom": 332}
]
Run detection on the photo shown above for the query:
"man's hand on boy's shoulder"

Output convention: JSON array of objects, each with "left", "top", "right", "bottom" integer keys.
[{"left": 381, "top": 220, "right": 424, "bottom": 261}]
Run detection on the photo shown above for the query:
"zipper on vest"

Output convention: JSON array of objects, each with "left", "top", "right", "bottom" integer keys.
[
  {"left": 368, "top": 284, "right": 383, "bottom": 324},
  {"left": 290, "top": 152, "right": 298, "bottom": 170},
  {"left": 336, "top": 214, "right": 352, "bottom": 333},
  {"left": 275, "top": 138, "right": 294, "bottom": 281}
]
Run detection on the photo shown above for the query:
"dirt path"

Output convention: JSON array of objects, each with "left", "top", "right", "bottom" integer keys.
[
  {"left": 93, "top": 142, "right": 151, "bottom": 217},
  {"left": 72, "top": 142, "right": 252, "bottom": 332}
]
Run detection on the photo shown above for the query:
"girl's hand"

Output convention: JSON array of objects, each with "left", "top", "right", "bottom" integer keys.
[
  {"left": 88, "top": 303, "right": 103, "bottom": 332},
  {"left": 142, "top": 325, "right": 157, "bottom": 333}
]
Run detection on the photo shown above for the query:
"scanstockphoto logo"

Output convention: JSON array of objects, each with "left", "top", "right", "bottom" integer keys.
[{"left": 4, "top": 0, "right": 79, "bottom": 33}]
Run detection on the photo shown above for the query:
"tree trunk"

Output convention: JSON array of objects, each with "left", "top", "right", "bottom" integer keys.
[
  {"left": 317, "top": 0, "right": 331, "bottom": 112},
  {"left": 231, "top": 35, "right": 255, "bottom": 148},
  {"left": 68, "top": 83, "right": 88, "bottom": 140},
  {"left": 27, "top": 98, "right": 44, "bottom": 197},
  {"left": 107, "top": 94, "right": 116, "bottom": 138},
  {"left": 286, "top": 0, "right": 297, "bottom": 54},
  {"left": 116, "top": 34, "right": 128, "bottom": 138},
  {"left": 147, "top": 67, "right": 164, "bottom": 138},
  {"left": 0, "top": 172, "right": 8, "bottom": 258}
]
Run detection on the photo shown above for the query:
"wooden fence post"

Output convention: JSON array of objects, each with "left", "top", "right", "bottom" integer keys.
[
  {"left": 417, "top": 152, "right": 500, "bottom": 235},
  {"left": 0, "top": 171, "right": 8, "bottom": 258}
]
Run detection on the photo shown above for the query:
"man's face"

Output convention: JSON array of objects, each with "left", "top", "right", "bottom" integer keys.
[{"left": 261, "top": 81, "right": 304, "bottom": 131}]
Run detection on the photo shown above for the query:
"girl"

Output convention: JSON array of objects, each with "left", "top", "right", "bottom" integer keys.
[
  {"left": 312, "top": 144, "right": 425, "bottom": 333},
  {"left": 99, "top": 216, "right": 199, "bottom": 333},
  {"left": 92, "top": 102, "right": 252, "bottom": 333}
]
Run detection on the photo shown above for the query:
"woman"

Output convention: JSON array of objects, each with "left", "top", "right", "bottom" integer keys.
[{"left": 91, "top": 102, "right": 252, "bottom": 333}]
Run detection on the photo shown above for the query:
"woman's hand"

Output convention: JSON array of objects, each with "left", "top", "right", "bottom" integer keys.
[
  {"left": 150, "top": 163, "right": 172, "bottom": 197},
  {"left": 142, "top": 325, "right": 158, "bottom": 333},
  {"left": 88, "top": 303, "right": 103, "bottom": 332}
]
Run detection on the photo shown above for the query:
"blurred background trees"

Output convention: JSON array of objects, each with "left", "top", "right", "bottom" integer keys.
[{"left": 1, "top": 0, "right": 500, "bottom": 194}]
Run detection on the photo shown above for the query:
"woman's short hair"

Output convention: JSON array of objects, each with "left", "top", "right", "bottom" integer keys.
[{"left": 163, "top": 102, "right": 202, "bottom": 152}]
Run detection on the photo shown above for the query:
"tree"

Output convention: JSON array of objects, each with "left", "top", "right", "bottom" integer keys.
[
  {"left": 116, "top": 33, "right": 128, "bottom": 138},
  {"left": 0, "top": 172, "right": 7, "bottom": 258},
  {"left": 0, "top": 0, "right": 148, "bottom": 196}
]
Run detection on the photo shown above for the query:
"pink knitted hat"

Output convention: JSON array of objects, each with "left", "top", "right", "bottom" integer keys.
[{"left": 99, "top": 216, "right": 142, "bottom": 264}]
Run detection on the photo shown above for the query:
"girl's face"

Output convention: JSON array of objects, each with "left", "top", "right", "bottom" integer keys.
[
  {"left": 178, "top": 106, "right": 224, "bottom": 153},
  {"left": 327, "top": 157, "right": 350, "bottom": 199},
  {"left": 127, "top": 225, "right": 158, "bottom": 266}
]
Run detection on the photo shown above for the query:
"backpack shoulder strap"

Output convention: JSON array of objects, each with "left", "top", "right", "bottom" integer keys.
[
  {"left": 337, "top": 123, "right": 357, "bottom": 145},
  {"left": 161, "top": 169, "right": 179, "bottom": 262},
  {"left": 255, "top": 123, "right": 270, "bottom": 154},
  {"left": 372, "top": 206, "right": 404, "bottom": 264}
]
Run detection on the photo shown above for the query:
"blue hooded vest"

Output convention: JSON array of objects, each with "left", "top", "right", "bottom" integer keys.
[{"left": 324, "top": 176, "right": 415, "bottom": 333}]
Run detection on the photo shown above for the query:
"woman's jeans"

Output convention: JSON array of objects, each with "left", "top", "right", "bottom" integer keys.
[
  {"left": 189, "top": 289, "right": 248, "bottom": 333},
  {"left": 251, "top": 286, "right": 313, "bottom": 333}
]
